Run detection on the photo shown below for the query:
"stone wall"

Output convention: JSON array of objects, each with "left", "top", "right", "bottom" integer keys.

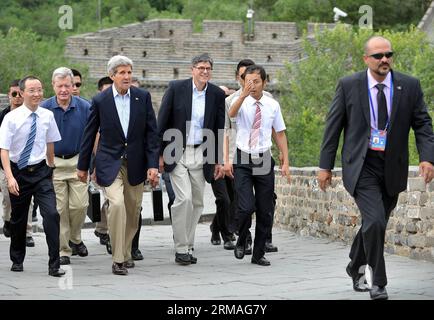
[
  {"left": 0, "top": 94, "right": 8, "bottom": 111},
  {"left": 65, "top": 19, "right": 337, "bottom": 88},
  {"left": 274, "top": 167, "right": 434, "bottom": 262},
  {"left": 418, "top": 1, "right": 434, "bottom": 44}
]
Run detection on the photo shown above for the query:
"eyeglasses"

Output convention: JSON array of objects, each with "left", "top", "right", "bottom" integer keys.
[
  {"left": 11, "top": 91, "right": 21, "bottom": 98},
  {"left": 194, "top": 66, "right": 212, "bottom": 72},
  {"left": 369, "top": 52, "right": 394, "bottom": 60},
  {"left": 73, "top": 82, "right": 82, "bottom": 88}
]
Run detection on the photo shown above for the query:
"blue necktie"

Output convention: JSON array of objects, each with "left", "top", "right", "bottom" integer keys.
[{"left": 17, "top": 112, "right": 37, "bottom": 169}]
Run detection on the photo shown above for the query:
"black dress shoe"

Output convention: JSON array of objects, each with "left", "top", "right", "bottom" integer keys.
[
  {"left": 370, "top": 285, "right": 388, "bottom": 300},
  {"left": 94, "top": 230, "right": 109, "bottom": 245},
  {"left": 175, "top": 253, "right": 191, "bottom": 265},
  {"left": 264, "top": 242, "right": 278, "bottom": 253},
  {"left": 234, "top": 242, "right": 245, "bottom": 259},
  {"left": 189, "top": 254, "right": 197, "bottom": 264},
  {"left": 251, "top": 256, "right": 271, "bottom": 266},
  {"left": 49, "top": 268, "right": 65, "bottom": 277},
  {"left": 26, "top": 236, "right": 35, "bottom": 247},
  {"left": 346, "top": 264, "right": 369, "bottom": 292},
  {"left": 3, "top": 221, "right": 11, "bottom": 238},
  {"left": 11, "top": 263, "right": 23, "bottom": 272},
  {"left": 210, "top": 225, "right": 221, "bottom": 245},
  {"left": 59, "top": 256, "right": 70, "bottom": 265},
  {"left": 69, "top": 240, "right": 78, "bottom": 256},
  {"left": 106, "top": 240, "right": 112, "bottom": 255},
  {"left": 75, "top": 242, "right": 88, "bottom": 257},
  {"left": 112, "top": 262, "right": 128, "bottom": 275},
  {"left": 131, "top": 248, "right": 144, "bottom": 260},
  {"left": 245, "top": 242, "right": 252, "bottom": 255},
  {"left": 223, "top": 240, "right": 235, "bottom": 250}
]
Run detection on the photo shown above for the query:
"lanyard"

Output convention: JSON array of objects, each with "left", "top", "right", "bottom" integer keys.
[{"left": 368, "top": 75, "right": 393, "bottom": 131}]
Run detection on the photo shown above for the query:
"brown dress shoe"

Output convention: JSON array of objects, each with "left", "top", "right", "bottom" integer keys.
[
  {"left": 112, "top": 262, "right": 128, "bottom": 275},
  {"left": 123, "top": 260, "right": 135, "bottom": 268}
]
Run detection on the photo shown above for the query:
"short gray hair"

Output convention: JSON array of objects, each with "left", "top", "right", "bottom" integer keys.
[
  {"left": 191, "top": 53, "right": 213, "bottom": 68},
  {"left": 52, "top": 67, "right": 74, "bottom": 83},
  {"left": 107, "top": 55, "right": 133, "bottom": 76}
]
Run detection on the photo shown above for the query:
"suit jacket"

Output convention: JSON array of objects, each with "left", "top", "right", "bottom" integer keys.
[
  {"left": 77, "top": 86, "right": 159, "bottom": 187},
  {"left": 157, "top": 78, "right": 225, "bottom": 183},
  {"left": 319, "top": 70, "right": 434, "bottom": 196}
]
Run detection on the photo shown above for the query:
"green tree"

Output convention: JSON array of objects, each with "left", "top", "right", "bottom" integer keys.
[
  {"left": 278, "top": 24, "right": 434, "bottom": 167},
  {"left": 0, "top": 28, "right": 86, "bottom": 98}
]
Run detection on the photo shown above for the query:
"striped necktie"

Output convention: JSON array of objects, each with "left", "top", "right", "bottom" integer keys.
[
  {"left": 17, "top": 112, "right": 37, "bottom": 169},
  {"left": 249, "top": 101, "right": 261, "bottom": 149}
]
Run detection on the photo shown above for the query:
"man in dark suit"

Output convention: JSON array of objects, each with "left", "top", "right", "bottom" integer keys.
[
  {"left": 158, "top": 53, "right": 225, "bottom": 265},
  {"left": 318, "top": 36, "right": 434, "bottom": 300},
  {"left": 77, "top": 55, "right": 159, "bottom": 275}
]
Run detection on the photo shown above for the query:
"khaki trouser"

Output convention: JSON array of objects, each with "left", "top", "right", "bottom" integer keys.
[
  {"left": 95, "top": 199, "right": 109, "bottom": 234},
  {"left": 53, "top": 155, "right": 88, "bottom": 257},
  {"left": 0, "top": 169, "right": 33, "bottom": 237},
  {"left": 169, "top": 146, "right": 205, "bottom": 254},
  {"left": 103, "top": 161, "right": 143, "bottom": 264}
]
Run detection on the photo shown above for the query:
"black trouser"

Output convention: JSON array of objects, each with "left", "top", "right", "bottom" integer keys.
[
  {"left": 162, "top": 172, "right": 175, "bottom": 221},
  {"left": 210, "top": 176, "right": 235, "bottom": 242},
  {"left": 234, "top": 150, "right": 275, "bottom": 260},
  {"left": 9, "top": 161, "right": 60, "bottom": 269},
  {"left": 350, "top": 150, "right": 398, "bottom": 287},
  {"left": 132, "top": 211, "right": 142, "bottom": 252}
]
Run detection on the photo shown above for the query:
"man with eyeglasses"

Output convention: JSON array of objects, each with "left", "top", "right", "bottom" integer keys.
[
  {"left": 71, "top": 68, "right": 84, "bottom": 98},
  {"left": 0, "top": 75, "right": 64, "bottom": 277},
  {"left": 41, "top": 67, "right": 91, "bottom": 266},
  {"left": 158, "top": 53, "right": 225, "bottom": 265},
  {"left": 318, "top": 36, "right": 434, "bottom": 300},
  {"left": 0, "top": 79, "right": 36, "bottom": 247}
]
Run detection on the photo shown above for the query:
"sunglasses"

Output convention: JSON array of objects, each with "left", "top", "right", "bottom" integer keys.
[
  {"left": 369, "top": 52, "right": 394, "bottom": 60},
  {"left": 11, "top": 91, "right": 21, "bottom": 98},
  {"left": 73, "top": 82, "right": 82, "bottom": 88}
]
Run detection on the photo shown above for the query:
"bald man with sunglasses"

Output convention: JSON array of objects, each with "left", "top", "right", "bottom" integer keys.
[{"left": 318, "top": 36, "right": 434, "bottom": 300}]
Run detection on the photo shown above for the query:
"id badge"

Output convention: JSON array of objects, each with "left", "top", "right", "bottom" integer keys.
[{"left": 369, "top": 129, "right": 387, "bottom": 151}]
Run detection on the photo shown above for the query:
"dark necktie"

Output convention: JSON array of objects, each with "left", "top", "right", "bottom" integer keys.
[
  {"left": 375, "top": 83, "right": 388, "bottom": 130},
  {"left": 17, "top": 112, "right": 37, "bottom": 169}
]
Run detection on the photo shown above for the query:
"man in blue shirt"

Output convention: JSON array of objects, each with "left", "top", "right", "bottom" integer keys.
[{"left": 41, "top": 67, "right": 90, "bottom": 266}]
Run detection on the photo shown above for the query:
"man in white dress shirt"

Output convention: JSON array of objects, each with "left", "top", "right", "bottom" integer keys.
[
  {"left": 0, "top": 76, "right": 65, "bottom": 277},
  {"left": 228, "top": 65, "right": 290, "bottom": 266}
]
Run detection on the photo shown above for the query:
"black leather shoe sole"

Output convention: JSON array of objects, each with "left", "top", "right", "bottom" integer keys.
[
  {"left": 59, "top": 256, "right": 70, "bottom": 265},
  {"left": 251, "top": 256, "right": 271, "bottom": 266},
  {"left": 132, "top": 250, "right": 144, "bottom": 261},
  {"left": 370, "top": 286, "right": 388, "bottom": 300},
  {"left": 49, "top": 268, "right": 65, "bottom": 277},
  {"left": 26, "top": 237, "right": 35, "bottom": 247},
  {"left": 175, "top": 253, "right": 191, "bottom": 265},
  {"left": 11, "top": 263, "right": 23, "bottom": 272},
  {"left": 264, "top": 244, "right": 278, "bottom": 253},
  {"left": 234, "top": 244, "right": 245, "bottom": 259}
]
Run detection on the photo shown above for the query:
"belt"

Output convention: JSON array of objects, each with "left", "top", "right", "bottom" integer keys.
[
  {"left": 11, "top": 160, "right": 46, "bottom": 173},
  {"left": 237, "top": 148, "right": 270, "bottom": 161},
  {"left": 55, "top": 153, "right": 78, "bottom": 159},
  {"left": 187, "top": 144, "right": 202, "bottom": 148}
]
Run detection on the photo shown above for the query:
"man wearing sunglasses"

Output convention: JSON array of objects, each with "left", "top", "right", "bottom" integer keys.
[
  {"left": 0, "top": 80, "right": 35, "bottom": 247},
  {"left": 318, "top": 36, "right": 434, "bottom": 300}
]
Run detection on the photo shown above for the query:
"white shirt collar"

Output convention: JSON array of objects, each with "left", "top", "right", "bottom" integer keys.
[
  {"left": 192, "top": 79, "right": 208, "bottom": 93},
  {"left": 112, "top": 84, "right": 130, "bottom": 98},
  {"left": 367, "top": 69, "right": 392, "bottom": 90}
]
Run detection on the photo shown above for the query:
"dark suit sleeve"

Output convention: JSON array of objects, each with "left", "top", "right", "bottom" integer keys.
[
  {"left": 158, "top": 82, "right": 174, "bottom": 156},
  {"left": 144, "top": 92, "right": 160, "bottom": 169},
  {"left": 319, "top": 80, "right": 347, "bottom": 170},
  {"left": 411, "top": 79, "right": 434, "bottom": 164},
  {"left": 77, "top": 98, "right": 100, "bottom": 171}
]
